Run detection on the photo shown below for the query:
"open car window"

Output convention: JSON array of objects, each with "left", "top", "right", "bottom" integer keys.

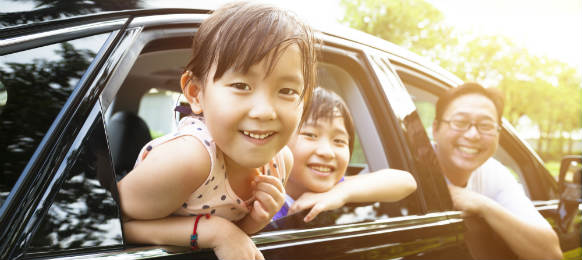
[
  {"left": 100, "top": 24, "right": 424, "bottom": 239},
  {"left": 400, "top": 74, "right": 531, "bottom": 197}
]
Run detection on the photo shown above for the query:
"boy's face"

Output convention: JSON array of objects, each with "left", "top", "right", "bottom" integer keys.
[
  {"left": 287, "top": 116, "right": 350, "bottom": 194},
  {"left": 190, "top": 44, "right": 305, "bottom": 169}
]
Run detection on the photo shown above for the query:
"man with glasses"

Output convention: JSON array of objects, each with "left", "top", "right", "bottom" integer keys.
[{"left": 432, "top": 83, "right": 562, "bottom": 259}]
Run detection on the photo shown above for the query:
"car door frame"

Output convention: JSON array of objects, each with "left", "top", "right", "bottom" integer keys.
[
  {"left": 389, "top": 54, "right": 581, "bottom": 256},
  {"left": 81, "top": 12, "right": 473, "bottom": 259},
  {"left": 0, "top": 16, "right": 135, "bottom": 259}
]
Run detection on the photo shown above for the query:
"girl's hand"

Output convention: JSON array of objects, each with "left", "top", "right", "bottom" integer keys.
[
  {"left": 213, "top": 219, "right": 264, "bottom": 260},
  {"left": 250, "top": 175, "right": 286, "bottom": 224},
  {"left": 288, "top": 190, "right": 347, "bottom": 222}
]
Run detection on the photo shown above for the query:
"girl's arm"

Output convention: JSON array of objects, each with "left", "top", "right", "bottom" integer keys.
[
  {"left": 124, "top": 215, "right": 264, "bottom": 260},
  {"left": 117, "top": 136, "right": 211, "bottom": 220},
  {"left": 237, "top": 147, "right": 293, "bottom": 234},
  {"left": 289, "top": 169, "right": 417, "bottom": 222}
]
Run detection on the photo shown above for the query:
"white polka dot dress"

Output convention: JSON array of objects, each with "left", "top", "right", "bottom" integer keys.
[{"left": 134, "top": 116, "right": 286, "bottom": 221}]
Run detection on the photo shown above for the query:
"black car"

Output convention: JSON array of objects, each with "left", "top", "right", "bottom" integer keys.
[{"left": 1, "top": 2, "right": 580, "bottom": 259}]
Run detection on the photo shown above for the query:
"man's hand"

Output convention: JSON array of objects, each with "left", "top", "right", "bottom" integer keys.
[
  {"left": 288, "top": 190, "right": 347, "bottom": 222},
  {"left": 448, "top": 184, "right": 490, "bottom": 217},
  {"left": 249, "top": 175, "right": 286, "bottom": 225}
]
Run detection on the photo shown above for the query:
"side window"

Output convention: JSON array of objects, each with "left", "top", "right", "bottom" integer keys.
[
  {"left": 0, "top": 33, "right": 109, "bottom": 207},
  {"left": 27, "top": 105, "right": 123, "bottom": 252},
  {"left": 266, "top": 56, "right": 422, "bottom": 230},
  {"left": 403, "top": 79, "right": 530, "bottom": 194},
  {"left": 138, "top": 88, "right": 181, "bottom": 139},
  {"left": 317, "top": 63, "right": 370, "bottom": 176}
]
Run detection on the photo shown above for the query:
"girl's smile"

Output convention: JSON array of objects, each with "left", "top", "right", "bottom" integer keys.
[
  {"left": 189, "top": 44, "right": 305, "bottom": 169},
  {"left": 240, "top": 130, "right": 277, "bottom": 145}
]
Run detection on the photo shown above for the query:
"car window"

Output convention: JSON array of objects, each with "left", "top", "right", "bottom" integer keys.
[
  {"left": 99, "top": 29, "right": 423, "bottom": 245},
  {"left": 266, "top": 52, "right": 422, "bottom": 229},
  {"left": 138, "top": 88, "right": 181, "bottom": 139},
  {"left": 26, "top": 105, "right": 123, "bottom": 252},
  {"left": 0, "top": 33, "right": 109, "bottom": 207},
  {"left": 403, "top": 79, "right": 530, "bottom": 195},
  {"left": 135, "top": 87, "right": 374, "bottom": 171}
]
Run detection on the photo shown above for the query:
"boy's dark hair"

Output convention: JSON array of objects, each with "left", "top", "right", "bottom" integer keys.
[
  {"left": 185, "top": 1, "right": 318, "bottom": 123},
  {"left": 307, "top": 87, "right": 355, "bottom": 157},
  {"left": 435, "top": 82, "right": 505, "bottom": 129}
]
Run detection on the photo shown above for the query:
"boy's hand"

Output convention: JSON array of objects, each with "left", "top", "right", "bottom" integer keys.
[
  {"left": 289, "top": 190, "right": 347, "bottom": 222},
  {"left": 249, "top": 175, "right": 285, "bottom": 224}
]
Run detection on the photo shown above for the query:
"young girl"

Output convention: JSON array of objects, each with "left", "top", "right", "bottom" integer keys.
[
  {"left": 117, "top": 2, "right": 317, "bottom": 259},
  {"left": 274, "top": 87, "right": 417, "bottom": 222}
]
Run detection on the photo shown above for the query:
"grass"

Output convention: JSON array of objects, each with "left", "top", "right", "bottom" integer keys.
[
  {"left": 545, "top": 160, "right": 560, "bottom": 178},
  {"left": 563, "top": 247, "right": 581, "bottom": 260}
]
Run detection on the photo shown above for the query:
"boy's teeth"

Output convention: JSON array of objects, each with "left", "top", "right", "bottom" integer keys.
[
  {"left": 311, "top": 166, "right": 331, "bottom": 172},
  {"left": 458, "top": 146, "right": 478, "bottom": 154}
]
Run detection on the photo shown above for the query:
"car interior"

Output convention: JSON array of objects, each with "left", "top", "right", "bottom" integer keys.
[
  {"left": 98, "top": 25, "right": 426, "bottom": 233},
  {"left": 102, "top": 35, "right": 381, "bottom": 182}
]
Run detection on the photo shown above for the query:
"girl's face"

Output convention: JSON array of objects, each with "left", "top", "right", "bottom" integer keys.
[
  {"left": 287, "top": 116, "right": 350, "bottom": 195},
  {"left": 192, "top": 44, "right": 305, "bottom": 169}
]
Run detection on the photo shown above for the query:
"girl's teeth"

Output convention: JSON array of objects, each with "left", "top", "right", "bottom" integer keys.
[
  {"left": 458, "top": 146, "right": 478, "bottom": 154},
  {"left": 243, "top": 131, "right": 272, "bottom": 140}
]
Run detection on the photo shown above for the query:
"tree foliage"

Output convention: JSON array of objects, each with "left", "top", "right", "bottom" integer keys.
[{"left": 341, "top": 0, "right": 581, "bottom": 159}]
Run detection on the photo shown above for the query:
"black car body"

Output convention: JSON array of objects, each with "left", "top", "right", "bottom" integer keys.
[{"left": 1, "top": 2, "right": 580, "bottom": 259}]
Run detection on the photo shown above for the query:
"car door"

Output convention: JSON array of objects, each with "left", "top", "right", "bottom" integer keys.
[
  {"left": 89, "top": 13, "right": 477, "bottom": 259},
  {"left": 254, "top": 37, "right": 473, "bottom": 260},
  {"left": 391, "top": 56, "right": 581, "bottom": 258},
  {"left": 0, "top": 16, "right": 129, "bottom": 259}
]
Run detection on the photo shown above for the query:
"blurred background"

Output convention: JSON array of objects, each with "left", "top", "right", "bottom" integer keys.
[{"left": 2, "top": 0, "right": 581, "bottom": 176}]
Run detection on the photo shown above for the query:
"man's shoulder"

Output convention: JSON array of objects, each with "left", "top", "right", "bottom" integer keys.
[
  {"left": 471, "top": 158, "right": 520, "bottom": 189},
  {"left": 474, "top": 158, "right": 511, "bottom": 177}
]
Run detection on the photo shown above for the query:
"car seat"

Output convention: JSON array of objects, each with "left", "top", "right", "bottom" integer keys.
[{"left": 107, "top": 111, "right": 152, "bottom": 181}]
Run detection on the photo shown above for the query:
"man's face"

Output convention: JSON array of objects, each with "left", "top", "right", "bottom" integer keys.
[{"left": 433, "top": 93, "right": 500, "bottom": 178}]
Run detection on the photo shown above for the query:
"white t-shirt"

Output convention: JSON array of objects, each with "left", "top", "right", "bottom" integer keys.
[{"left": 465, "top": 158, "right": 550, "bottom": 227}]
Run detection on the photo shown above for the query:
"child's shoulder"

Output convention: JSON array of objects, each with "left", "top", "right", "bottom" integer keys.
[
  {"left": 136, "top": 117, "right": 214, "bottom": 181},
  {"left": 145, "top": 134, "right": 211, "bottom": 171}
]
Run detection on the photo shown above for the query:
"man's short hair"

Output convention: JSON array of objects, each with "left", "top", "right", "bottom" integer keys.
[{"left": 435, "top": 82, "right": 505, "bottom": 123}]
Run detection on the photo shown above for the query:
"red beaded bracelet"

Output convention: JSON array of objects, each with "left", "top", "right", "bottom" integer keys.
[{"left": 191, "top": 214, "right": 210, "bottom": 250}]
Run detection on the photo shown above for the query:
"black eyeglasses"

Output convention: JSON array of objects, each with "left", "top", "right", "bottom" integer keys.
[{"left": 440, "top": 119, "right": 500, "bottom": 135}]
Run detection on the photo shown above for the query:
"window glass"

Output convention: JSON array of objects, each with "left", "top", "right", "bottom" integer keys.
[
  {"left": 138, "top": 88, "right": 181, "bottom": 138},
  {"left": 266, "top": 58, "right": 421, "bottom": 230},
  {"left": 27, "top": 107, "right": 122, "bottom": 251},
  {"left": 0, "top": 33, "right": 109, "bottom": 206}
]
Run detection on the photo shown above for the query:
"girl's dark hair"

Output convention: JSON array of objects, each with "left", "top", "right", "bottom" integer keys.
[
  {"left": 307, "top": 87, "right": 355, "bottom": 157},
  {"left": 435, "top": 82, "right": 505, "bottom": 128},
  {"left": 184, "top": 1, "right": 318, "bottom": 123}
]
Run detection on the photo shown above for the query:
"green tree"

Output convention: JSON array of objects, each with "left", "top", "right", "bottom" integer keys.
[
  {"left": 341, "top": 0, "right": 456, "bottom": 55},
  {"left": 341, "top": 0, "right": 581, "bottom": 160}
]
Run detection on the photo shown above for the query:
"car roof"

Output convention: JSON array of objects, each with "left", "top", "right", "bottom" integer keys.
[{"left": 1, "top": 2, "right": 461, "bottom": 86}]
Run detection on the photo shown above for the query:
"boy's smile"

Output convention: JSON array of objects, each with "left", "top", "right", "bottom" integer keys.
[{"left": 287, "top": 116, "right": 350, "bottom": 196}]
